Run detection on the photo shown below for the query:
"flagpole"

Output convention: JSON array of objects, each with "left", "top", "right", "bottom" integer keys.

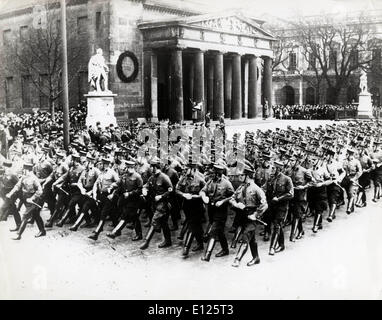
[{"left": 60, "top": 0, "right": 70, "bottom": 150}]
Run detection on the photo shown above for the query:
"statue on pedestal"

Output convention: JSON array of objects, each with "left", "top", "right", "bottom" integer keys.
[
  {"left": 88, "top": 48, "right": 111, "bottom": 93},
  {"left": 360, "top": 70, "right": 368, "bottom": 94}
]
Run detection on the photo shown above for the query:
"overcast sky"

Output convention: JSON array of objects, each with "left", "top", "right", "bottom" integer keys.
[{"left": 193, "top": 0, "right": 382, "bottom": 17}]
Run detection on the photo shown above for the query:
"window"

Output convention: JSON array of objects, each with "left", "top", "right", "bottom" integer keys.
[
  {"left": 3, "top": 29, "right": 11, "bottom": 46},
  {"left": 77, "top": 16, "right": 87, "bottom": 34},
  {"left": 308, "top": 52, "right": 316, "bottom": 70},
  {"left": 22, "top": 75, "right": 32, "bottom": 109},
  {"left": 5, "top": 77, "right": 14, "bottom": 109},
  {"left": 19, "top": 26, "right": 28, "bottom": 41},
  {"left": 372, "top": 48, "right": 381, "bottom": 69},
  {"left": 329, "top": 50, "right": 337, "bottom": 69},
  {"left": 39, "top": 74, "right": 49, "bottom": 109},
  {"left": 288, "top": 52, "right": 297, "bottom": 71},
  {"left": 349, "top": 50, "right": 358, "bottom": 69},
  {"left": 96, "top": 12, "right": 101, "bottom": 31}
]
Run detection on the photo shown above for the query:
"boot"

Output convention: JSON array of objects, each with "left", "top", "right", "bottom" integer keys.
[
  {"left": 269, "top": 228, "right": 278, "bottom": 255},
  {"left": 201, "top": 238, "right": 216, "bottom": 262},
  {"left": 373, "top": 186, "right": 381, "bottom": 202},
  {"left": 203, "top": 223, "right": 212, "bottom": 243},
  {"left": 247, "top": 241, "right": 260, "bottom": 266},
  {"left": 346, "top": 198, "right": 355, "bottom": 214},
  {"left": 12, "top": 219, "right": 28, "bottom": 240},
  {"left": 177, "top": 221, "right": 188, "bottom": 240},
  {"left": 132, "top": 220, "right": 143, "bottom": 241},
  {"left": 35, "top": 231, "right": 46, "bottom": 238},
  {"left": 88, "top": 220, "right": 104, "bottom": 241},
  {"left": 355, "top": 192, "right": 364, "bottom": 207},
  {"left": 140, "top": 226, "right": 155, "bottom": 250},
  {"left": 9, "top": 224, "right": 20, "bottom": 232},
  {"left": 289, "top": 218, "right": 298, "bottom": 242},
  {"left": 275, "top": 228, "right": 285, "bottom": 253},
  {"left": 56, "top": 209, "right": 71, "bottom": 227},
  {"left": 182, "top": 232, "right": 194, "bottom": 257},
  {"left": 45, "top": 208, "right": 60, "bottom": 228},
  {"left": 192, "top": 242, "right": 204, "bottom": 252},
  {"left": 327, "top": 204, "right": 336, "bottom": 222},
  {"left": 215, "top": 234, "right": 229, "bottom": 257},
  {"left": 106, "top": 220, "right": 126, "bottom": 239},
  {"left": 312, "top": 214, "right": 321, "bottom": 233},
  {"left": 232, "top": 243, "right": 248, "bottom": 267},
  {"left": 69, "top": 213, "right": 85, "bottom": 231},
  {"left": 34, "top": 215, "right": 46, "bottom": 238},
  {"left": 158, "top": 224, "right": 172, "bottom": 248},
  {"left": 230, "top": 226, "right": 243, "bottom": 249}
]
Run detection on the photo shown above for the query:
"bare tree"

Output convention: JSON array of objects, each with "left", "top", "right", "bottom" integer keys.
[
  {"left": 3, "top": 0, "right": 85, "bottom": 118},
  {"left": 291, "top": 12, "right": 377, "bottom": 104}
]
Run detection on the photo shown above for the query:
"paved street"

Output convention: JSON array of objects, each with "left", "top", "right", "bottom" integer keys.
[{"left": 0, "top": 119, "right": 381, "bottom": 300}]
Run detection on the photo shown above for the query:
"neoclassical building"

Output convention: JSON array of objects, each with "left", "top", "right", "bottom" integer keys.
[{"left": 0, "top": 0, "right": 276, "bottom": 121}]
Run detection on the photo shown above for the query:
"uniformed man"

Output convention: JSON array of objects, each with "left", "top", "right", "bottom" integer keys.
[
  {"left": 0, "top": 160, "right": 20, "bottom": 229},
  {"left": 140, "top": 157, "right": 174, "bottom": 250},
  {"left": 268, "top": 160, "right": 294, "bottom": 255},
  {"left": 342, "top": 148, "right": 362, "bottom": 214},
  {"left": 162, "top": 159, "right": 180, "bottom": 231},
  {"left": 69, "top": 154, "right": 101, "bottom": 231},
  {"left": 176, "top": 160, "right": 206, "bottom": 257},
  {"left": 45, "top": 151, "right": 70, "bottom": 227},
  {"left": 199, "top": 163, "right": 234, "bottom": 262},
  {"left": 55, "top": 154, "right": 85, "bottom": 227},
  {"left": 6, "top": 162, "right": 45, "bottom": 240},
  {"left": 106, "top": 160, "right": 143, "bottom": 240},
  {"left": 289, "top": 154, "right": 312, "bottom": 241},
  {"left": 371, "top": 142, "right": 382, "bottom": 202},
  {"left": 356, "top": 147, "right": 374, "bottom": 207},
  {"left": 88, "top": 157, "right": 119, "bottom": 240},
  {"left": 230, "top": 164, "right": 268, "bottom": 267}
]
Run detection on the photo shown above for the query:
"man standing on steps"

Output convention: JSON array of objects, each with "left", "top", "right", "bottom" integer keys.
[
  {"left": 7, "top": 162, "right": 45, "bottom": 240},
  {"left": 199, "top": 163, "right": 234, "bottom": 262},
  {"left": 140, "top": 157, "right": 173, "bottom": 250},
  {"left": 106, "top": 160, "right": 143, "bottom": 241},
  {"left": 230, "top": 164, "right": 268, "bottom": 268}
]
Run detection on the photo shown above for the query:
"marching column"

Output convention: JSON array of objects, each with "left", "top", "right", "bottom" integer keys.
[
  {"left": 171, "top": 48, "right": 184, "bottom": 122},
  {"left": 193, "top": 50, "right": 205, "bottom": 120},
  {"left": 263, "top": 56, "right": 273, "bottom": 118},
  {"left": 213, "top": 52, "right": 224, "bottom": 120},
  {"left": 231, "top": 53, "right": 242, "bottom": 120},
  {"left": 248, "top": 55, "right": 258, "bottom": 119}
]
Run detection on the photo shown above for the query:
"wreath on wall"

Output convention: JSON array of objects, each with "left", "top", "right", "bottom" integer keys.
[{"left": 116, "top": 51, "right": 139, "bottom": 83}]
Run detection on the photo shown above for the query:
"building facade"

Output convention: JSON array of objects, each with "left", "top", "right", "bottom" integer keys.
[{"left": 0, "top": 0, "right": 276, "bottom": 121}]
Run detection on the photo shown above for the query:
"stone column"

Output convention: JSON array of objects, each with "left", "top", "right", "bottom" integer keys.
[
  {"left": 171, "top": 48, "right": 184, "bottom": 122},
  {"left": 242, "top": 57, "right": 249, "bottom": 118},
  {"left": 299, "top": 77, "right": 303, "bottom": 105},
  {"left": 193, "top": 50, "right": 205, "bottom": 120},
  {"left": 263, "top": 56, "right": 273, "bottom": 117},
  {"left": 248, "top": 55, "right": 258, "bottom": 118},
  {"left": 207, "top": 57, "right": 214, "bottom": 114},
  {"left": 224, "top": 58, "right": 232, "bottom": 118},
  {"left": 213, "top": 51, "right": 224, "bottom": 120},
  {"left": 231, "top": 53, "right": 242, "bottom": 119},
  {"left": 144, "top": 50, "right": 158, "bottom": 120}
]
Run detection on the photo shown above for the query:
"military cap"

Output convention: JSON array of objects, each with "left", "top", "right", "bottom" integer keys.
[
  {"left": 56, "top": 151, "right": 66, "bottom": 158},
  {"left": 213, "top": 162, "right": 225, "bottom": 170},
  {"left": 23, "top": 162, "right": 34, "bottom": 170},
  {"left": 346, "top": 148, "right": 356, "bottom": 154},
  {"left": 79, "top": 150, "right": 87, "bottom": 157},
  {"left": 125, "top": 160, "right": 136, "bottom": 166},
  {"left": 243, "top": 163, "right": 255, "bottom": 174},
  {"left": 86, "top": 154, "right": 96, "bottom": 161},
  {"left": 150, "top": 157, "right": 161, "bottom": 166},
  {"left": 273, "top": 160, "right": 284, "bottom": 168},
  {"left": 101, "top": 157, "right": 112, "bottom": 164},
  {"left": 72, "top": 154, "right": 81, "bottom": 160},
  {"left": 3, "top": 160, "right": 12, "bottom": 167}
]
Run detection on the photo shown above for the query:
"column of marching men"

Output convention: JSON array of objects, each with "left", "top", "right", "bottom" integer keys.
[{"left": 1, "top": 118, "right": 382, "bottom": 268}]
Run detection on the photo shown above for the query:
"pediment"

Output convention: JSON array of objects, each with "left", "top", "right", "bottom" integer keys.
[{"left": 187, "top": 15, "right": 274, "bottom": 38}]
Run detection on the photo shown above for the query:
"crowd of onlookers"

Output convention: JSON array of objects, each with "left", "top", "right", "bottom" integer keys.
[{"left": 272, "top": 104, "right": 360, "bottom": 120}]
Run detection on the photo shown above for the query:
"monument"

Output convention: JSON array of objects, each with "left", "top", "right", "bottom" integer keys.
[
  {"left": 85, "top": 48, "right": 117, "bottom": 128},
  {"left": 357, "top": 70, "right": 374, "bottom": 119}
]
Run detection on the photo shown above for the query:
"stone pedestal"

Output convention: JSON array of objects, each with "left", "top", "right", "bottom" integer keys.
[
  {"left": 84, "top": 92, "right": 118, "bottom": 128},
  {"left": 358, "top": 92, "right": 374, "bottom": 119}
]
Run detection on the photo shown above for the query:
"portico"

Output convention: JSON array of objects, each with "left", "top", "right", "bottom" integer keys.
[{"left": 139, "top": 13, "right": 276, "bottom": 122}]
